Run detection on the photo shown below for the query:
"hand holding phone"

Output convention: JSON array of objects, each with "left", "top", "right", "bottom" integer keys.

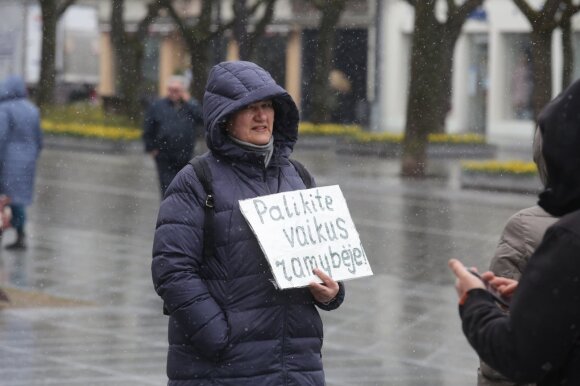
[{"left": 468, "top": 269, "right": 510, "bottom": 308}]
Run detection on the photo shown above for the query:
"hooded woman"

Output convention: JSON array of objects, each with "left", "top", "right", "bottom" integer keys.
[
  {"left": 151, "top": 61, "right": 345, "bottom": 386},
  {"left": 450, "top": 78, "right": 580, "bottom": 386},
  {"left": 0, "top": 75, "right": 42, "bottom": 250}
]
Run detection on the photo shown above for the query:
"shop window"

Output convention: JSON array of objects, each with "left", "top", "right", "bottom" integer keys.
[{"left": 503, "top": 34, "right": 533, "bottom": 120}]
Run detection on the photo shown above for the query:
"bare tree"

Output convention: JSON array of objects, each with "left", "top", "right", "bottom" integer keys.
[
  {"left": 232, "top": 0, "right": 277, "bottom": 61},
  {"left": 513, "top": 0, "right": 579, "bottom": 119},
  {"left": 110, "top": 0, "right": 162, "bottom": 120},
  {"left": 307, "top": 0, "right": 348, "bottom": 123},
  {"left": 160, "top": 0, "right": 224, "bottom": 101},
  {"left": 36, "top": 0, "right": 76, "bottom": 109},
  {"left": 401, "top": 0, "right": 483, "bottom": 178},
  {"left": 559, "top": 0, "right": 580, "bottom": 88},
  {"left": 161, "top": 0, "right": 274, "bottom": 101}
]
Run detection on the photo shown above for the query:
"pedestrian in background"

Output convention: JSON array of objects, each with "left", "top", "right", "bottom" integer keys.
[
  {"left": 142, "top": 75, "right": 203, "bottom": 197},
  {"left": 450, "top": 77, "right": 580, "bottom": 386},
  {"left": 151, "top": 61, "right": 345, "bottom": 385},
  {"left": 477, "top": 126, "right": 557, "bottom": 386},
  {"left": 0, "top": 75, "right": 42, "bottom": 250}
]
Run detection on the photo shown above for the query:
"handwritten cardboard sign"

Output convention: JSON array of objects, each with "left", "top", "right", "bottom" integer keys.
[{"left": 239, "top": 185, "right": 373, "bottom": 289}]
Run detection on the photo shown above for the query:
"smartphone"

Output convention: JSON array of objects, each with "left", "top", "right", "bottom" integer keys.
[{"left": 467, "top": 268, "right": 510, "bottom": 308}]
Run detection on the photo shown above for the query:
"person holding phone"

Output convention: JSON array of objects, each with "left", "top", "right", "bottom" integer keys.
[
  {"left": 449, "top": 78, "right": 580, "bottom": 386},
  {"left": 143, "top": 75, "right": 203, "bottom": 197}
]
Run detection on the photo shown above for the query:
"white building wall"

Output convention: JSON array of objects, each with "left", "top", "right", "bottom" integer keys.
[
  {"left": 381, "top": 0, "right": 412, "bottom": 133},
  {"left": 379, "top": 0, "right": 579, "bottom": 146}
]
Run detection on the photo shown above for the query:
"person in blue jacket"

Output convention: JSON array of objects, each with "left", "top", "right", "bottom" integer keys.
[
  {"left": 0, "top": 75, "right": 42, "bottom": 250},
  {"left": 143, "top": 75, "right": 203, "bottom": 197},
  {"left": 151, "top": 61, "right": 345, "bottom": 386}
]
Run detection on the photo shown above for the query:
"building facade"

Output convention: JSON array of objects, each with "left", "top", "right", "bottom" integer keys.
[
  {"left": 97, "top": 0, "right": 374, "bottom": 124},
  {"left": 96, "top": 0, "right": 580, "bottom": 144},
  {"left": 378, "top": 0, "right": 580, "bottom": 144}
]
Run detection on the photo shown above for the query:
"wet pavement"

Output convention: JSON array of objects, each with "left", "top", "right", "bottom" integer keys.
[{"left": 0, "top": 143, "right": 537, "bottom": 385}]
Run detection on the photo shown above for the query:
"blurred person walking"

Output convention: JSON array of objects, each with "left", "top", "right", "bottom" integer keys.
[
  {"left": 142, "top": 75, "right": 203, "bottom": 197},
  {"left": 0, "top": 75, "right": 42, "bottom": 250}
]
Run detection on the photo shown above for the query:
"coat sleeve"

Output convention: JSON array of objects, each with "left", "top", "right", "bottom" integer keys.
[
  {"left": 488, "top": 213, "right": 528, "bottom": 280},
  {"left": 315, "top": 281, "right": 345, "bottom": 311},
  {"left": 142, "top": 102, "right": 159, "bottom": 152},
  {"left": 461, "top": 226, "right": 580, "bottom": 383},
  {"left": 151, "top": 166, "right": 229, "bottom": 359}
]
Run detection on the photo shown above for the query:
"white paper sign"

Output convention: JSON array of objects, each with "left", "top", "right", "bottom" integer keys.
[{"left": 239, "top": 185, "right": 373, "bottom": 289}]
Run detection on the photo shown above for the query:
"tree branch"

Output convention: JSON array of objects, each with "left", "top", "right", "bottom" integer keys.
[
  {"left": 446, "top": 0, "right": 457, "bottom": 14},
  {"left": 247, "top": 0, "right": 277, "bottom": 52},
  {"left": 513, "top": 0, "right": 538, "bottom": 23},
  {"left": 56, "top": 0, "right": 76, "bottom": 18},
  {"left": 453, "top": 0, "right": 484, "bottom": 21},
  {"left": 542, "top": 0, "right": 564, "bottom": 21},
  {"left": 136, "top": 1, "right": 164, "bottom": 40},
  {"left": 310, "top": 0, "right": 325, "bottom": 11},
  {"left": 560, "top": 0, "right": 580, "bottom": 23},
  {"left": 160, "top": 0, "right": 193, "bottom": 46}
]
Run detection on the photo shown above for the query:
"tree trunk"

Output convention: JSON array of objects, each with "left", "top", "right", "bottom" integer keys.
[
  {"left": 37, "top": 0, "right": 58, "bottom": 109},
  {"left": 190, "top": 39, "right": 211, "bottom": 102},
  {"left": 402, "top": 15, "right": 443, "bottom": 177},
  {"left": 233, "top": 0, "right": 251, "bottom": 59},
  {"left": 110, "top": 0, "right": 160, "bottom": 120},
  {"left": 309, "top": 0, "right": 346, "bottom": 123},
  {"left": 530, "top": 28, "right": 553, "bottom": 120},
  {"left": 401, "top": 0, "right": 481, "bottom": 177},
  {"left": 111, "top": 0, "right": 143, "bottom": 119},
  {"left": 433, "top": 35, "right": 457, "bottom": 134}
]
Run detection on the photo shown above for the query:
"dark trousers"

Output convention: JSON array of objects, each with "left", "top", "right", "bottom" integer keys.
[
  {"left": 155, "top": 154, "right": 188, "bottom": 197},
  {"left": 9, "top": 204, "right": 26, "bottom": 234}
]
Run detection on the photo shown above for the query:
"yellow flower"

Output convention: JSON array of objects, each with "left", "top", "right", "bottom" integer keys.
[
  {"left": 298, "top": 123, "right": 486, "bottom": 145},
  {"left": 42, "top": 120, "right": 140, "bottom": 141},
  {"left": 461, "top": 160, "right": 538, "bottom": 176}
]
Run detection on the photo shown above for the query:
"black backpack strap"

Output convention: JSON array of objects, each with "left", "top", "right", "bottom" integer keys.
[
  {"left": 189, "top": 156, "right": 214, "bottom": 260},
  {"left": 289, "top": 158, "right": 314, "bottom": 189}
]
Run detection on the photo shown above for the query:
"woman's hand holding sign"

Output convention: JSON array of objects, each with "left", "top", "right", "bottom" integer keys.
[{"left": 309, "top": 268, "right": 340, "bottom": 303}]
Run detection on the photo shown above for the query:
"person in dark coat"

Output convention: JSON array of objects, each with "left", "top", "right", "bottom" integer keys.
[
  {"left": 151, "top": 61, "right": 345, "bottom": 386},
  {"left": 143, "top": 75, "right": 203, "bottom": 197},
  {"left": 449, "top": 77, "right": 580, "bottom": 386},
  {"left": 476, "top": 128, "right": 557, "bottom": 386},
  {"left": 0, "top": 75, "right": 42, "bottom": 250}
]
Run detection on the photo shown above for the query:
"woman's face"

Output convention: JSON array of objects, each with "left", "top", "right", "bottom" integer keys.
[{"left": 228, "top": 100, "right": 275, "bottom": 145}]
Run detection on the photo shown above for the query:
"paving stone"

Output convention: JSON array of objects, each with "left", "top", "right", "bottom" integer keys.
[{"left": 0, "top": 147, "right": 536, "bottom": 385}]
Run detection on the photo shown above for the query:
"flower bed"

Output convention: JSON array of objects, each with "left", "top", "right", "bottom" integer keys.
[
  {"left": 39, "top": 107, "right": 496, "bottom": 158},
  {"left": 336, "top": 132, "right": 494, "bottom": 158},
  {"left": 42, "top": 120, "right": 140, "bottom": 141},
  {"left": 460, "top": 160, "right": 542, "bottom": 193},
  {"left": 297, "top": 123, "right": 495, "bottom": 158}
]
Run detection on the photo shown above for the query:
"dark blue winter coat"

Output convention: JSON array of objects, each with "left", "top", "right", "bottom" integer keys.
[
  {"left": 151, "top": 61, "right": 345, "bottom": 386},
  {"left": 142, "top": 97, "right": 203, "bottom": 164},
  {"left": 0, "top": 75, "right": 42, "bottom": 206}
]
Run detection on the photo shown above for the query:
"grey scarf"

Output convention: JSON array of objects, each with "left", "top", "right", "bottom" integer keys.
[{"left": 228, "top": 135, "right": 275, "bottom": 167}]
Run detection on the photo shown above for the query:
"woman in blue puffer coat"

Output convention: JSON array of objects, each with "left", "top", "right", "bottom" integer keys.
[{"left": 151, "top": 61, "right": 345, "bottom": 386}]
